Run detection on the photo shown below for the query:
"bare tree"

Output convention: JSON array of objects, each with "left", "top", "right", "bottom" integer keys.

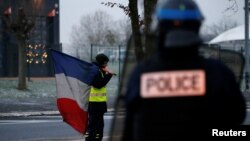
[
  {"left": 222, "top": 0, "right": 238, "bottom": 17},
  {"left": 128, "top": 0, "right": 144, "bottom": 61},
  {"left": 70, "top": 10, "right": 130, "bottom": 60},
  {"left": 2, "top": 0, "right": 43, "bottom": 90},
  {"left": 143, "top": 0, "right": 158, "bottom": 57},
  {"left": 81, "top": 10, "right": 118, "bottom": 45},
  {"left": 201, "top": 17, "right": 238, "bottom": 42},
  {"left": 102, "top": 0, "right": 158, "bottom": 61},
  {"left": 102, "top": 0, "right": 242, "bottom": 60},
  {"left": 116, "top": 18, "right": 132, "bottom": 45}
]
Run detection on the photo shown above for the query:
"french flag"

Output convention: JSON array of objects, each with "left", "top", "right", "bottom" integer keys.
[{"left": 51, "top": 49, "right": 99, "bottom": 134}]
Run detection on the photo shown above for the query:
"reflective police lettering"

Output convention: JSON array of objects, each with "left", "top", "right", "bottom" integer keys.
[{"left": 141, "top": 70, "right": 206, "bottom": 98}]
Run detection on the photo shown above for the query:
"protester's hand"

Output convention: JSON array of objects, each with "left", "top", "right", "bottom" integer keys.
[{"left": 102, "top": 66, "right": 116, "bottom": 75}]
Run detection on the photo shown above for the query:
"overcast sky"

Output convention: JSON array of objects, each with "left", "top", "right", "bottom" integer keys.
[{"left": 60, "top": 0, "right": 244, "bottom": 44}]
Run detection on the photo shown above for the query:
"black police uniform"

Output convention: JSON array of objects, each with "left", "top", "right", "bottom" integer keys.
[
  {"left": 122, "top": 0, "right": 246, "bottom": 140},
  {"left": 123, "top": 48, "right": 246, "bottom": 141}
]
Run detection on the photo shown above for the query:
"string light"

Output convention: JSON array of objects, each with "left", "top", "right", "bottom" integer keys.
[{"left": 26, "top": 44, "right": 48, "bottom": 64}]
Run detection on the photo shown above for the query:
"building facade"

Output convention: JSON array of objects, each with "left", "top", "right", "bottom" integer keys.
[{"left": 0, "top": 0, "right": 60, "bottom": 77}]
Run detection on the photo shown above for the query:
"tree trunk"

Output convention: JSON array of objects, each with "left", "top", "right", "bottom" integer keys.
[
  {"left": 144, "top": 0, "right": 158, "bottom": 57},
  {"left": 18, "top": 39, "right": 27, "bottom": 90},
  {"left": 129, "top": 0, "right": 144, "bottom": 61}
]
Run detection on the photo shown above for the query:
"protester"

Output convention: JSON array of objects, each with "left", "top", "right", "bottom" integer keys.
[{"left": 85, "top": 53, "right": 115, "bottom": 141}]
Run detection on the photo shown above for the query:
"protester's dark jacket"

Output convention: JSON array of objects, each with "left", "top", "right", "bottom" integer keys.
[
  {"left": 88, "top": 62, "right": 112, "bottom": 113},
  {"left": 123, "top": 47, "right": 246, "bottom": 141}
]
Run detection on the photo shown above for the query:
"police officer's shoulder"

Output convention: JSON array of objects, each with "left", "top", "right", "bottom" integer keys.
[
  {"left": 205, "top": 58, "right": 229, "bottom": 69},
  {"left": 204, "top": 58, "right": 235, "bottom": 77}
]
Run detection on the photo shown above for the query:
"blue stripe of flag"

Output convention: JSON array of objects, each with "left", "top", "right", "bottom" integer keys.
[{"left": 50, "top": 49, "right": 99, "bottom": 85}]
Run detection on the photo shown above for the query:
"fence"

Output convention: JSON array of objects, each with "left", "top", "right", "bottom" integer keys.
[
  {"left": 200, "top": 44, "right": 245, "bottom": 84},
  {"left": 73, "top": 42, "right": 248, "bottom": 109}
]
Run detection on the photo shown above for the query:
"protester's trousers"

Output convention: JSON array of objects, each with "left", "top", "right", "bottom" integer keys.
[{"left": 85, "top": 112, "right": 104, "bottom": 141}]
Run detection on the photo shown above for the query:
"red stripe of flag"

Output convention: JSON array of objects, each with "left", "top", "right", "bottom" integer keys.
[{"left": 57, "top": 98, "right": 88, "bottom": 133}]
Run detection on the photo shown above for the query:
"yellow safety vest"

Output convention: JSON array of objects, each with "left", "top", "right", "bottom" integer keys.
[{"left": 89, "top": 71, "right": 107, "bottom": 102}]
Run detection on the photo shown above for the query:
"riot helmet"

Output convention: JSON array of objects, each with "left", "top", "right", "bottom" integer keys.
[{"left": 153, "top": 0, "right": 204, "bottom": 48}]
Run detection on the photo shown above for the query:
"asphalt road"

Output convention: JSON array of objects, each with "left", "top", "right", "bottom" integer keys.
[
  {"left": 0, "top": 115, "right": 114, "bottom": 141},
  {"left": 0, "top": 109, "right": 250, "bottom": 141}
]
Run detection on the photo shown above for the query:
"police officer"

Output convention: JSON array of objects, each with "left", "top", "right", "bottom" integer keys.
[
  {"left": 85, "top": 53, "right": 115, "bottom": 141},
  {"left": 122, "top": 0, "right": 246, "bottom": 140}
]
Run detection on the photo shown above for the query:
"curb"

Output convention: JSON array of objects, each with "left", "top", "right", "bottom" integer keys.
[
  {"left": 0, "top": 103, "right": 249, "bottom": 117},
  {"left": 23, "top": 136, "right": 111, "bottom": 141},
  {"left": 0, "top": 109, "right": 116, "bottom": 117},
  {"left": 0, "top": 111, "right": 59, "bottom": 117}
]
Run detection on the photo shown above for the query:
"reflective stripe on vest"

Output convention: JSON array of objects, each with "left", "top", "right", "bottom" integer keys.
[
  {"left": 89, "top": 70, "right": 107, "bottom": 102},
  {"left": 89, "top": 87, "right": 107, "bottom": 102}
]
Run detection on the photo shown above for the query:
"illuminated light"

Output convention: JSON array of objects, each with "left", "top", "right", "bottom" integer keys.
[{"left": 26, "top": 43, "right": 48, "bottom": 64}]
